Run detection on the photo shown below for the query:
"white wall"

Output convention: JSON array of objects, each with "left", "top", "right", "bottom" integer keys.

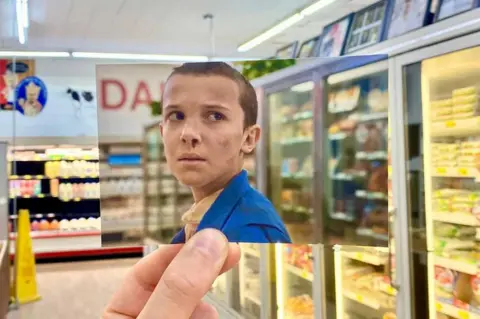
[{"left": 0, "top": 58, "right": 177, "bottom": 145}]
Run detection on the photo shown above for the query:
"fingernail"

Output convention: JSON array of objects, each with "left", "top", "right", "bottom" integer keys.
[{"left": 191, "top": 228, "right": 226, "bottom": 261}]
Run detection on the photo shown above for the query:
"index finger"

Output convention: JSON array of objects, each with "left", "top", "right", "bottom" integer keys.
[
  {"left": 138, "top": 229, "right": 234, "bottom": 319},
  {"left": 103, "top": 239, "right": 241, "bottom": 319}
]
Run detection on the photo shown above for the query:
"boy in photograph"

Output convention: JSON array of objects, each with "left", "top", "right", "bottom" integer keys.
[{"left": 161, "top": 62, "right": 292, "bottom": 244}]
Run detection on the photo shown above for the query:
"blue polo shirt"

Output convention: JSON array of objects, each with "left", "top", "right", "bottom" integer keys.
[{"left": 170, "top": 170, "right": 292, "bottom": 244}]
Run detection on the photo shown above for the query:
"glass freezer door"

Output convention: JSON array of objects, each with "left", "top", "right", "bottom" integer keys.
[
  {"left": 267, "top": 81, "right": 315, "bottom": 243},
  {"left": 323, "top": 63, "right": 390, "bottom": 247},
  {"left": 266, "top": 81, "right": 315, "bottom": 318},
  {"left": 399, "top": 41, "right": 480, "bottom": 319}
]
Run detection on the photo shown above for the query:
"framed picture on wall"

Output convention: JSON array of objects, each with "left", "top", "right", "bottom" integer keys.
[
  {"left": 435, "top": 0, "right": 479, "bottom": 21},
  {"left": 344, "top": 1, "right": 388, "bottom": 54},
  {"left": 275, "top": 42, "right": 299, "bottom": 59},
  {"left": 0, "top": 59, "right": 35, "bottom": 111},
  {"left": 316, "top": 14, "right": 354, "bottom": 57},
  {"left": 385, "top": 0, "right": 433, "bottom": 39},
  {"left": 297, "top": 35, "right": 322, "bottom": 58}
]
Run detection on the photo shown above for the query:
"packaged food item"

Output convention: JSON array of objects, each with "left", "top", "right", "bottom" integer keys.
[
  {"left": 431, "top": 99, "right": 453, "bottom": 109},
  {"left": 453, "top": 94, "right": 478, "bottom": 105},
  {"left": 454, "top": 272, "right": 474, "bottom": 306},
  {"left": 432, "top": 142, "right": 460, "bottom": 152},
  {"left": 367, "top": 163, "right": 388, "bottom": 194},
  {"left": 433, "top": 189, "right": 466, "bottom": 199},
  {"left": 453, "top": 86, "right": 477, "bottom": 97},
  {"left": 435, "top": 266, "right": 456, "bottom": 303},
  {"left": 435, "top": 237, "right": 476, "bottom": 253},
  {"left": 432, "top": 107, "right": 453, "bottom": 122},
  {"left": 328, "top": 86, "right": 361, "bottom": 113},
  {"left": 471, "top": 275, "right": 480, "bottom": 311},
  {"left": 367, "top": 89, "right": 389, "bottom": 113},
  {"left": 434, "top": 222, "right": 476, "bottom": 238},
  {"left": 457, "top": 156, "right": 477, "bottom": 167},
  {"left": 432, "top": 198, "right": 451, "bottom": 212},
  {"left": 297, "top": 120, "right": 313, "bottom": 138}
]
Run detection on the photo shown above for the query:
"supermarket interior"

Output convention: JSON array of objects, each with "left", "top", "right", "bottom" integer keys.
[{"left": 1, "top": 0, "right": 480, "bottom": 318}]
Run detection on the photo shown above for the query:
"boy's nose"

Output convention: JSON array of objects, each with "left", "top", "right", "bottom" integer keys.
[{"left": 180, "top": 124, "right": 201, "bottom": 146}]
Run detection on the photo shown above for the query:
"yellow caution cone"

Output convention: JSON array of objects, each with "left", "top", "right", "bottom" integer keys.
[{"left": 15, "top": 209, "right": 41, "bottom": 304}]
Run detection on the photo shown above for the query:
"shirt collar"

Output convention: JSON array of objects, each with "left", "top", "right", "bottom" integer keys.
[{"left": 197, "top": 169, "right": 250, "bottom": 230}]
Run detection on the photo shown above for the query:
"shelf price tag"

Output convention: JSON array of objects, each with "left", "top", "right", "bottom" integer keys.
[
  {"left": 445, "top": 120, "right": 456, "bottom": 128},
  {"left": 24, "top": 175, "right": 31, "bottom": 180},
  {"left": 356, "top": 294, "right": 364, "bottom": 303},
  {"left": 458, "top": 309, "right": 469, "bottom": 319},
  {"left": 73, "top": 197, "right": 81, "bottom": 202},
  {"left": 435, "top": 302, "right": 442, "bottom": 312},
  {"left": 37, "top": 194, "right": 45, "bottom": 198},
  {"left": 458, "top": 168, "right": 468, "bottom": 176},
  {"left": 36, "top": 175, "right": 43, "bottom": 179},
  {"left": 301, "top": 270, "right": 310, "bottom": 280},
  {"left": 436, "top": 167, "right": 447, "bottom": 175},
  {"left": 355, "top": 253, "right": 364, "bottom": 261},
  {"left": 386, "top": 285, "right": 395, "bottom": 295}
]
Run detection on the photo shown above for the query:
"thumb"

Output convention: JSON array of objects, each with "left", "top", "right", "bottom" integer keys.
[{"left": 138, "top": 229, "right": 228, "bottom": 319}]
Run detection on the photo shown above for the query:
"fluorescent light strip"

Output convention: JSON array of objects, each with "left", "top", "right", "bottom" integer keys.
[
  {"left": 22, "top": 0, "right": 29, "bottom": 28},
  {"left": 238, "top": 13, "right": 303, "bottom": 52},
  {"left": 0, "top": 51, "right": 70, "bottom": 57},
  {"left": 72, "top": 52, "right": 209, "bottom": 62},
  {"left": 15, "top": 0, "right": 25, "bottom": 44},
  {"left": 300, "top": 0, "right": 339, "bottom": 15},
  {"left": 238, "top": 0, "right": 340, "bottom": 52}
]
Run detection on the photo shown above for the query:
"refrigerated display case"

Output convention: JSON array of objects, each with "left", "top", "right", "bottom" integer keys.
[
  {"left": 266, "top": 80, "right": 315, "bottom": 243},
  {"left": 277, "top": 244, "right": 315, "bottom": 319},
  {"left": 332, "top": 100, "right": 398, "bottom": 319},
  {"left": 142, "top": 122, "right": 193, "bottom": 245},
  {"left": 392, "top": 32, "right": 480, "bottom": 319},
  {"left": 323, "top": 61, "right": 390, "bottom": 247}
]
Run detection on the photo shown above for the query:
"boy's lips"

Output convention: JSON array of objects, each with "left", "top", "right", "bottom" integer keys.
[{"left": 178, "top": 153, "right": 206, "bottom": 162}]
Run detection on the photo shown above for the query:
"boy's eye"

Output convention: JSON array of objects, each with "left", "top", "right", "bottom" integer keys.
[
  {"left": 207, "top": 112, "right": 225, "bottom": 121},
  {"left": 168, "top": 111, "right": 184, "bottom": 121}
]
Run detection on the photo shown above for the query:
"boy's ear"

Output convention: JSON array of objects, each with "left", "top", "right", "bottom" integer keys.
[{"left": 241, "top": 124, "right": 261, "bottom": 154}]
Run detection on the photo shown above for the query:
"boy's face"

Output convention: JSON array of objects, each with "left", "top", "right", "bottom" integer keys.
[{"left": 161, "top": 74, "right": 260, "bottom": 189}]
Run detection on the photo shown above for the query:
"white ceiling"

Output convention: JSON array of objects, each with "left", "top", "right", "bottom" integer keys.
[{"left": 0, "top": 0, "right": 377, "bottom": 58}]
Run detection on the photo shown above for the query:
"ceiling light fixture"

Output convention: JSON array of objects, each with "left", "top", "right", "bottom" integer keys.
[
  {"left": 0, "top": 51, "right": 71, "bottom": 58},
  {"left": 237, "top": 0, "right": 339, "bottom": 52},
  {"left": 21, "top": 0, "right": 29, "bottom": 28},
  {"left": 71, "top": 52, "right": 209, "bottom": 62},
  {"left": 15, "top": 0, "right": 26, "bottom": 44}
]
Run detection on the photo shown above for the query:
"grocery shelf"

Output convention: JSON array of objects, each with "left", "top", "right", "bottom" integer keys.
[
  {"left": 285, "top": 264, "right": 314, "bottom": 281},
  {"left": 430, "top": 116, "right": 480, "bottom": 138},
  {"left": 245, "top": 294, "right": 261, "bottom": 305},
  {"left": 101, "top": 218, "right": 143, "bottom": 233},
  {"left": 434, "top": 255, "right": 478, "bottom": 275},
  {"left": 342, "top": 251, "right": 388, "bottom": 266},
  {"left": 9, "top": 230, "right": 102, "bottom": 258},
  {"left": 435, "top": 301, "right": 480, "bottom": 319},
  {"left": 243, "top": 246, "right": 260, "bottom": 258},
  {"left": 432, "top": 167, "right": 480, "bottom": 181},
  {"left": 433, "top": 212, "right": 480, "bottom": 226},
  {"left": 343, "top": 290, "right": 381, "bottom": 310}
]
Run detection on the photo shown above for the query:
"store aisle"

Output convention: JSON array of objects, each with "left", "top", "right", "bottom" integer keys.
[{"left": 8, "top": 258, "right": 138, "bottom": 319}]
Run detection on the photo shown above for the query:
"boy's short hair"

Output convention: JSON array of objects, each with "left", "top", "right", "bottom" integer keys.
[{"left": 167, "top": 62, "right": 258, "bottom": 128}]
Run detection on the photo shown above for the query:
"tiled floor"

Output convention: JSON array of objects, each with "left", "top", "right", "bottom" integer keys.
[{"left": 7, "top": 258, "right": 138, "bottom": 319}]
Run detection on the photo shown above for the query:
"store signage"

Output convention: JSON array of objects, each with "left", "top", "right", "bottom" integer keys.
[
  {"left": 100, "top": 79, "right": 165, "bottom": 111},
  {"left": 96, "top": 63, "right": 178, "bottom": 141}
]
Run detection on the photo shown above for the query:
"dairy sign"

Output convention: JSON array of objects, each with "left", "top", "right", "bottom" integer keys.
[{"left": 96, "top": 63, "right": 178, "bottom": 142}]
